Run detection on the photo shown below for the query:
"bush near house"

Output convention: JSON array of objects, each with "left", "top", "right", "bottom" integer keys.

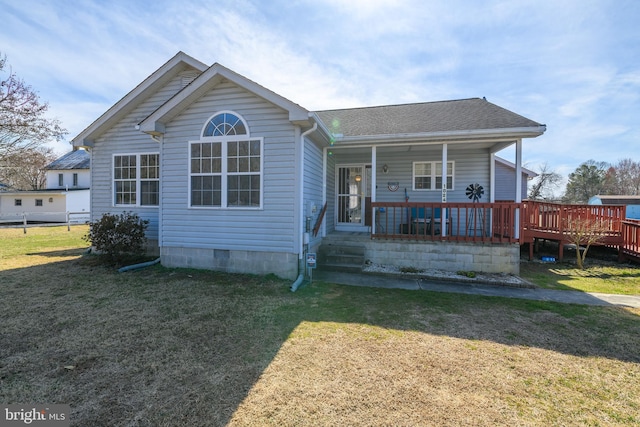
[{"left": 83, "top": 212, "right": 149, "bottom": 265}]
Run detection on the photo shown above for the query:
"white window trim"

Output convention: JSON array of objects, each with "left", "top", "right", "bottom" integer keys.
[
  {"left": 188, "top": 137, "right": 264, "bottom": 210},
  {"left": 112, "top": 152, "right": 160, "bottom": 208},
  {"left": 412, "top": 160, "right": 455, "bottom": 191},
  {"left": 201, "top": 110, "right": 250, "bottom": 137}
]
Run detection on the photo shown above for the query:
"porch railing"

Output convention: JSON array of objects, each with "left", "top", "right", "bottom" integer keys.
[
  {"left": 621, "top": 219, "right": 640, "bottom": 261},
  {"left": 521, "top": 201, "right": 626, "bottom": 237},
  {"left": 371, "top": 201, "right": 520, "bottom": 243}
]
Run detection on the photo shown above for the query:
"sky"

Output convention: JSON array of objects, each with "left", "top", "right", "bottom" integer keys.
[{"left": 1, "top": 0, "right": 639, "bottom": 189}]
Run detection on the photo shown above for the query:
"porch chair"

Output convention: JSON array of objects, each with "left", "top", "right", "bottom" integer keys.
[{"left": 410, "top": 207, "right": 449, "bottom": 235}]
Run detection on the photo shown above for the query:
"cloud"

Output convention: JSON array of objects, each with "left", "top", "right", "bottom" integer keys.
[{"left": 0, "top": 0, "right": 638, "bottom": 176}]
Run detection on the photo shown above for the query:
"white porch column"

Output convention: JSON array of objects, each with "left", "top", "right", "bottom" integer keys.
[
  {"left": 371, "top": 146, "right": 377, "bottom": 233},
  {"left": 322, "top": 147, "right": 328, "bottom": 237},
  {"left": 515, "top": 139, "right": 522, "bottom": 239},
  {"left": 489, "top": 152, "right": 496, "bottom": 203},
  {"left": 441, "top": 143, "right": 448, "bottom": 237},
  {"left": 515, "top": 139, "right": 523, "bottom": 203}
]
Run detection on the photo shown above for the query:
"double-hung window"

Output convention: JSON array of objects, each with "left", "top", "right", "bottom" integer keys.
[
  {"left": 113, "top": 153, "right": 159, "bottom": 206},
  {"left": 413, "top": 161, "right": 454, "bottom": 191},
  {"left": 190, "top": 112, "right": 262, "bottom": 208}
]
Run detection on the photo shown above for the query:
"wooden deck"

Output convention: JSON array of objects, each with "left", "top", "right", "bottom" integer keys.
[
  {"left": 521, "top": 201, "right": 627, "bottom": 261},
  {"left": 368, "top": 200, "right": 640, "bottom": 263}
]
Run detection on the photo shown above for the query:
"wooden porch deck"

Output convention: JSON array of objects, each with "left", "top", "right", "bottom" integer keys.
[
  {"left": 366, "top": 200, "right": 640, "bottom": 263},
  {"left": 520, "top": 201, "right": 627, "bottom": 261}
]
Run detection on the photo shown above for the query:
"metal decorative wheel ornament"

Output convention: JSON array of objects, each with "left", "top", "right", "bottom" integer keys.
[{"left": 465, "top": 183, "right": 484, "bottom": 202}]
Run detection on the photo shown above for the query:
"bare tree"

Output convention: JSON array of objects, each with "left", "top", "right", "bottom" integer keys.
[
  {"left": 563, "top": 209, "right": 611, "bottom": 269},
  {"left": 0, "top": 146, "right": 58, "bottom": 190},
  {"left": 603, "top": 158, "right": 640, "bottom": 195},
  {"left": 0, "top": 53, "right": 67, "bottom": 161},
  {"left": 528, "top": 162, "right": 563, "bottom": 200}
]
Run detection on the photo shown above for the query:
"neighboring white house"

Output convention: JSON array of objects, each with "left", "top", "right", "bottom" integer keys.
[
  {"left": 72, "top": 52, "right": 545, "bottom": 279},
  {"left": 0, "top": 149, "right": 90, "bottom": 223},
  {"left": 588, "top": 195, "right": 640, "bottom": 220},
  {"left": 494, "top": 156, "right": 537, "bottom": 201}
]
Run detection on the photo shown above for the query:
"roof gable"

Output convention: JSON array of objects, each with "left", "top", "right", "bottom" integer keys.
[
  {"left": 139, "top": 63, "right": 311, "bottom": 136},
  {"left": 495, "top": 156, "right": 537, "bottom": 178},
  {"left": 72, "top": 52, "right": 208, "bottom": 147}
]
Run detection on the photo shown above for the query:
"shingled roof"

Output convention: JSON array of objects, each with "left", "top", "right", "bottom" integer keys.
[
  {"left": 315, "top": 98, "right": 543, "bottom": 137},
  {"left": 45, "top": 149, "right": 90, "bottom": 170}
]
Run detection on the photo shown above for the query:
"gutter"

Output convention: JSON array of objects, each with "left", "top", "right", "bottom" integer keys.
[
  {"left": 118, "top": 257, "right": 161, "bottom": 273},
  {"left": 290, "top": 274, "right": 305, "bottom": 292},
  {"left": 330, "top": 125, "right": 547, "bottom": 145},
  {"left": 292, "top": 121, "right": 318, "bottom": 292}
]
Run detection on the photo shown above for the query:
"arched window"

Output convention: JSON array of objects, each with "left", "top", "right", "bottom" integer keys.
[
  {"left": 203, "top": 112, "right": 247, "bottom": 137},
  {"left": 190, "top": 111, "right": 262, "bottom": 208}
]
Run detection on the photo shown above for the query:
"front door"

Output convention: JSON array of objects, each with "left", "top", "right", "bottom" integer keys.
[{"left": 336, "top": 165, "right": 370, "bottom": 231}]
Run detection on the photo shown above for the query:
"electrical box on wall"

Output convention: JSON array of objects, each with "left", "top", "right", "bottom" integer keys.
[{"left": 306, "top": 201, "right": 318, "bottom": 217}]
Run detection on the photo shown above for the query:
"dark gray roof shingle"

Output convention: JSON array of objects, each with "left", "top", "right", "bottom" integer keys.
[
  {"left": 315, "top": 98, "right": 543, "bottom": 137},
  {"left": 45, "top": 150, "right": 90, "bottom": 170}
]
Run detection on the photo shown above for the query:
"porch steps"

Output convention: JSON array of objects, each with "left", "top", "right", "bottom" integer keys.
[{"left": 318, "top": 243, "right": 366, "bottom": 273}]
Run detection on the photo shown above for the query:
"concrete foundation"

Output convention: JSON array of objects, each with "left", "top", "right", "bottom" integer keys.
[
  {"left": 365, "top": 240, "right": 520, "bottom": 274},
  {"left": 160, "top": 246, "right": 299, "bottom": 279},
  {"left": 322, "top": 233, "right": 520, "bottom": 275}
]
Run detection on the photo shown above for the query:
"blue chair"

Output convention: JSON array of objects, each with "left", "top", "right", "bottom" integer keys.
[
  {"left": 411, "top": 207, "right": 449, "bottom": 235},
  {"left": 432, "top": 208, "right": 450, "bottom": 234},
  {"left": 410, "top": 207, "right": 430, "bottom": 234}
]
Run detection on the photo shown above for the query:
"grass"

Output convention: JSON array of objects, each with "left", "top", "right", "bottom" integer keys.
[
  {"left": 520, "top": 259, "right": 640, "bottom": 295},
  {"left": 1, "top": 226, "right": 639, "bottom": 426}
]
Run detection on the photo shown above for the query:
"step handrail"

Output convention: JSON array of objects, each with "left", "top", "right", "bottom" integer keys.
[{"left": 313, "top": 202, "right": 328, "bottom": 237}]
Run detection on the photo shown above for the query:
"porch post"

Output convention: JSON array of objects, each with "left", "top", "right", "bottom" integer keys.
[
  {"left": 371, "top": 146, "right": 377, "bottom": 234},
  {"left": 489, "top": 153, "right": 496, "bottom": 203},
  {"left": 441, "top": 143, "right": 448, "bottom": 237},
  {"left": 515, "top": 139, "right": 522, "bottom": 239},
  {"left": 322, "top": 147, "right": 328, "bottom": 237}
]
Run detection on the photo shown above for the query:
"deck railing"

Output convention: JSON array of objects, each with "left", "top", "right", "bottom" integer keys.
[
  {"left": 371, "top": 201, "right": 520, "bottom": 243},
  {"left": 621, "top": 220, "right": 640, "bottom": 261},
  {"left": 369, "top": 200, "right": 640, "bottom": 262},
  {"left": 521, "top": 201, "right": 626, "bottom": 237}
]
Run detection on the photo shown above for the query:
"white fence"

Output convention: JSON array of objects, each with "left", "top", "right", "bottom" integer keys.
[{"left": 0, "top": 211, "right": 90, "bottom": 233}]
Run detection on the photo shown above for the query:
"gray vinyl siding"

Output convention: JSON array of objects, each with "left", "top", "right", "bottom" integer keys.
[
  {"left": 303, "top": 137, "right": 324, "bottom": 249},
  {"left": 89, "top": 71, "right": 194, "bottom": 240},
  {"left": 495, "top": 161, "right": 528, "bottom": 201},
  {"left": 331, "top": 145, "right": 491, "bottom": 204},
  {"left": 160, "top": 80, "right": 299, "bottom": 254}
]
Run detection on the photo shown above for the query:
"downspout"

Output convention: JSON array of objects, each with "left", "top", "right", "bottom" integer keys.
[{"left": 291, "top": 121, "right": 318, "bottom": 292}]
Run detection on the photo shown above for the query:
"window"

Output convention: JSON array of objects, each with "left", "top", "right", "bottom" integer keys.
[
  {"left": 113, "top": 153, "right": 159, "bottom": 206},
  {"left": 190, "top": 112, "right": 262, "bottom": 208},
  {"left": 58, "top": 174, "right": 64, "bottom": 187},
  {"left": 14, "top": 199, "right": 22, "bottom": 206},
  {"left": 413, "top": 161, "right": 454, "bottom": 191},
  {"left": 35, "top": 199, "right": 43, "bottom": 207},
  {"left": 140, "top": 154, "right": 160, "bottom": 206},
  {"left": 73, "top": 173, "right": 78, "bottom": 187}
]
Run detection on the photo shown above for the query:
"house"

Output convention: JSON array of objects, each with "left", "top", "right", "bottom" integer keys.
[
  {"left": 0, "top": 149, "right": 90, "bottom": 223},
  {"left": 589, "top": 195, "right": 640, "bottom": 220},
  {"left": 494, "top": 156, "right": 537, "bottom": 202},
  {"left": 72, "top": 52, "right": 545, "bottom": 279}
]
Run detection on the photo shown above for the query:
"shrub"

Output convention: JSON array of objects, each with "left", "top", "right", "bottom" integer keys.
[{"left": 84, "top": 212, "right": 149, "bottom": 264}]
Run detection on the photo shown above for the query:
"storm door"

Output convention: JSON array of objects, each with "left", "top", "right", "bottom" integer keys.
[{"left": 336, "top": 165, "right": 370, "bottom": 230}]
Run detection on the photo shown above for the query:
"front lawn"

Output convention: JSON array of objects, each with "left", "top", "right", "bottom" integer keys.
[
  {"left": 520, "top": 260, "right": 640, "bottom": 295},
  {"left": 1, "top": 227, "right": 639, "bottom": 426}
]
